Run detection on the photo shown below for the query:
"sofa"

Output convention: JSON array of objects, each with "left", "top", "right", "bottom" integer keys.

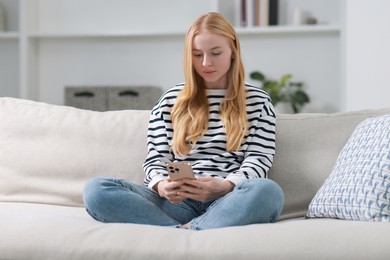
[{"left": 0, "top": 97, "right": 389, "bottom": 260}]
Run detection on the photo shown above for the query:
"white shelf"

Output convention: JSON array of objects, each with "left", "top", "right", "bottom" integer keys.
[
  {"left": 236, "top": 24, "right": 340, "bottom": 35},
  {"left": 28, "top": 30, "right": 186, "bottom": 39},
  {"left": 27, "top": 25, "right": 340, "bottom": 40},
  {"left": 0, "top": 32, "right": 19, "bottom": 39}
]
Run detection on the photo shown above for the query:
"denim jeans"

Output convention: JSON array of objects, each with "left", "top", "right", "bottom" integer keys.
[{"left": 83, "top": 177, "right": 284, "bottom": 230}]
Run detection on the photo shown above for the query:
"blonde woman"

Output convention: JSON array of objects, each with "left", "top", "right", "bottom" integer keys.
[{"left": 84, "top": 12, "right": 284, "bottom": 230}]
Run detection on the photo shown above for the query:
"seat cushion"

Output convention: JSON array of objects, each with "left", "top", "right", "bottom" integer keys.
[{"left": 0, "top": 202, "right": 389, "bottom": 260}]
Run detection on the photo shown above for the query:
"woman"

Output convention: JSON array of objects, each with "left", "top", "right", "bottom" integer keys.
[{"left": 83, "top": 12, "right": 284, "bottom": 230}]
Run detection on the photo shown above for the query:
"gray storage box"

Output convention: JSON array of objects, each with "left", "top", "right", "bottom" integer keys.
[
  {"left": 65, "top": 86, "right": 162, "bottom": 111},
  {"left": 108, "top": 86, "right": 162, "bottom": 111},
  {"left": 65, "top": 87, "right": 107, "bottom": 111}
]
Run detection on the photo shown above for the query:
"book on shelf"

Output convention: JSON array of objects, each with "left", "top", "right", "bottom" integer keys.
[
  {"left": 235, "top": 0, "right": 278, "bottom": 28},
  {"left": 268, "top": 0, "right": 278, "bottom": 25}
]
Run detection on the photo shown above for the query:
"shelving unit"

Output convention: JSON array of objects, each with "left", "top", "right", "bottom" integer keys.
[
  {"left": 0, "top": 32, "right": 18, "bottom": 38},
  {"left": 0, "top": 0, "right": 19, "bottom": 99},
  {"left": 0, "top": 0, "right": 343, "bottom": 112}
]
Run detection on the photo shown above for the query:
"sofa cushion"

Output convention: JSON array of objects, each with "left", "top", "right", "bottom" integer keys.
[
  {"left": 1, "top": 202, "right": 390, "bottom": 260},
  {"left": 0, "top": 98, "right": 150, "bottom": 207},
  {"left": 269, "top": 108, "right": 390, "bottom": 220},
  {"left": 306, "top": 114, "right": 390, "bottom": 221}
]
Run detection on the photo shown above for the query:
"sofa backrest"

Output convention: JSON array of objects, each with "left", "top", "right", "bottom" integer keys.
[
  {"left": 270, "top": 109, "right": 390, "bottom": 219},
  {"left": 0, "top": 98, "right": 149, "bottom": 207},
  {"left": 1, "top": 97, "right": 390, "bottom": 220}
]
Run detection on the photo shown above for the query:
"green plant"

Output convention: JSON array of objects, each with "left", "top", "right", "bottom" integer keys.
[{"left": 250, "top": 71, "right": 310, "bottom": 113}]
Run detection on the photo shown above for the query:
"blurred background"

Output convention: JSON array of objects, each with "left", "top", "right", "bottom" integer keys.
[{"left": 0, "top": 0, "right": 389, "bottom": 113}]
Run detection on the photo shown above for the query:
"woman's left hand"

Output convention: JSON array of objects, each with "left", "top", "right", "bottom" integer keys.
[{"left": 178, "top": 176, "right": 235, "bottom": 202}]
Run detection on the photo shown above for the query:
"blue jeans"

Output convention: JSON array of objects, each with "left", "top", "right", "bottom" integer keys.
[{"left": 83, "top": 177, "right": 284, "bottom": 230}]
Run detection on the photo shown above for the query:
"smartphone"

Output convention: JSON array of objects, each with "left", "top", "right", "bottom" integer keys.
[{"left": 166, "top": 162, "right": 195, "bottom": 180}]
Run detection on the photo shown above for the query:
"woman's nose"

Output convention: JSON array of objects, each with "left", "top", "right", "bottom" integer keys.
[{"left": 202, "top": 56, "right": 212, "bottom": 67}]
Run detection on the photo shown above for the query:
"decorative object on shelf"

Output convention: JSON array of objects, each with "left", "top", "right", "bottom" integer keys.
[
  {"left": 292, "top": 8, "right": 306, "bottom": 25},
  {"left": 250, "top": 71, "right": 310, "bottom": 113},
  {"left": 292, "top": 8, "right": 318, "bottom": 26},
  {"left": 305, "top": 16, "right": 318, "bottom": 25},
  {"left": 0, "top": 3, "right": 5, "bottom": 31}
]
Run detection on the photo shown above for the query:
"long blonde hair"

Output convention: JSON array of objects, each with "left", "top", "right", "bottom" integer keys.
[{"left": 171, "top": 12, "right": 247, "bottom": 156}]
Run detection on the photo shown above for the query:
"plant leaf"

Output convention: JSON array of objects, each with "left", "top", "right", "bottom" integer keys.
[
  {"left": 280, "top": 74, "right": 292, "bottom": 87},
  {"left": 250, "top": 71, "right": 265, "bottom": 82},
  {"left": 293, "top": 90, "right": 310, "bottom": 104}
]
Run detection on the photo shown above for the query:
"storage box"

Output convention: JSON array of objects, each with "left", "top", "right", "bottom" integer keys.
[
  {"left": 65, "top": 87, "right": 107, "bottom": 111},
  {"left": 108, "top": 86, "right": 162, "bottom": 111},
  {"left": 65, "top": 86, "right": 162, "bottom": 111}
]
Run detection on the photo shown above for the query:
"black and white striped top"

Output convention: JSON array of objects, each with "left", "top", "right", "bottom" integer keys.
[{"left": 143, "top": 84, "right": 276, "bottom": 189}]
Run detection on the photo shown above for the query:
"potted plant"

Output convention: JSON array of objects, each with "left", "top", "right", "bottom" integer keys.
[{"left": 250, "top": 71, "right": 310, "bottom": 113}]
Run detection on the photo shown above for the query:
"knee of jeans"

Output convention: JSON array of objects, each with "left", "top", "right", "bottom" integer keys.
[
  {"left": 253, "top": 179, "right": 285, "bottom": 221},
  {"left": 83, "top": 177, "right": 111, "bottom": 211},
  {"left": 266, "top": 179, "right": 284, "bottom": 210},
  {"left": 262, "top": 179, "right": 283, "bottom": 196},
  {"left": 241, "top": 179, "right": 285, "bottom": 209}
]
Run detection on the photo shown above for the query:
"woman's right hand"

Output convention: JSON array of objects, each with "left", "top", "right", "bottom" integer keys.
[{"left": 154, "top": 178, "right": 186, "bottom": 204}]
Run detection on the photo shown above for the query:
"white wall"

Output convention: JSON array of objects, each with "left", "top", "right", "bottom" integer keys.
[
  {"left": 31, "top": 0, "right": 211, "bottom": 105},
  {"left": 33, "top": 0, "right": 341, "bottom": 111},
  {"left": 243, "top": 33, "right": 340, "bottom": 113},
  {"left": 344, "top": 0, "right": 390, "bottom": 111},
  {"left": 38, "top": 36, "right": 185, "bottom": 104}
]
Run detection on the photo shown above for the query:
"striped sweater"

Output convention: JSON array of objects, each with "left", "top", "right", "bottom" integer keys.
[{"left": 143, "top": 84, "right": 276, "bottom": 189}]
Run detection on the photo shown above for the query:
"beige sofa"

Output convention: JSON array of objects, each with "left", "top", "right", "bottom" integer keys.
[{"left": 0, "top": 97, "right": 389, "bottom": 260}]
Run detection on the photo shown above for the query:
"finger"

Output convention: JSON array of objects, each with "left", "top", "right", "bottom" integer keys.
[
  {"left": 177, "top": 191, "right": 204, "bottom": 202},
  {"left": 182, "top": 183, "right": 200, "bottom": 192},
  {"left": 182, "top": 179, "right": 202, "bottom": 188},
  {"left": 169, "top": 189, "right": 188, "bottom": 199},
  {"left": 176, "top": 191, "right": 192, "bottom": 200},
  {"left": 167, "top": 180, "right": 184, "bottom": 191},
  {"left": 168, "top": 191, "right": 186, "bottom": 204}
]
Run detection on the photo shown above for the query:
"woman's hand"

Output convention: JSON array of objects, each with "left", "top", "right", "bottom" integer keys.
[
  {"left": 178, "top": 176, "right": 235, "bottom": 202},
  {"left": 154, "top": 176, "right": 235, "bottom": 204},
  {"left": 154, "top": 178, "right": 186, "bottom": 204}
]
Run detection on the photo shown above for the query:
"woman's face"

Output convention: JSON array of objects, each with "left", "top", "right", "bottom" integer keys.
[{"left": 192, "top": 32, "right": 233, "bottom": 89}]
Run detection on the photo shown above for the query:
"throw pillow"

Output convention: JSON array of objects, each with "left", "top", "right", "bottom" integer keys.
[{"left": 306, "top": 114, "right": 390, "bottom": 221}]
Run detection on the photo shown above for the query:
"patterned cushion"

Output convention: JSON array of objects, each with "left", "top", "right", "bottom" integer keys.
[{"left": 306, "top": 114, "right": 390, "bottom": 221}]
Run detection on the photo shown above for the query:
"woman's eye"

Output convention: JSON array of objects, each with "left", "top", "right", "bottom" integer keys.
[
  {"left": 212, "top": 52, "right": 221, "bottom": 56},
  {"left": 193, "top": 53, "right": 203, "bottom": 58}
]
